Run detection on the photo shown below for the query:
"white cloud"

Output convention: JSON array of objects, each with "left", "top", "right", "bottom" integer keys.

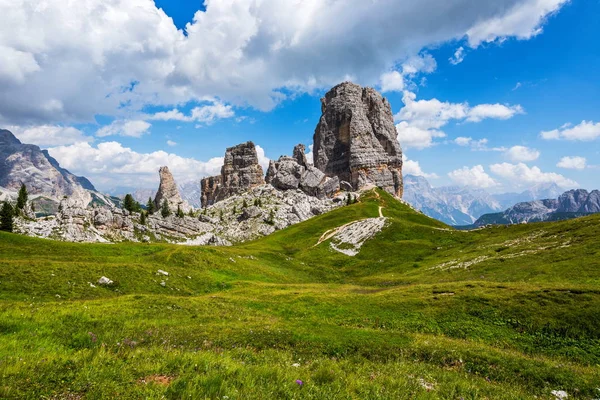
[
  {"left": 490, "top": 162, "right": 577, "bottom": 188},
  {"left": 380, "top": 71, "right": 405, "bottom": 93},
  {"left": 449, "top": 47, "right": 465, "bottom": 65},
  {"left": 8, "top": 125, "right": 92, "bottom": 147},
  {"left": 47, "top": 141, "right": 225, "bottom": 190},
  {"left": 395, "top": 91, "right": 523, "bottom": 149},
  {"left": 255, "top": 145, "right": 271, "bottom": 173},
  {"left": 504, "top": 145, "right": 540, "bottom": 162},
  {"left": 466, "top": 104, "right": 524, "bottom": 122},
  {"left": 166, "top": 140, "right": 177, "bottom": 147},
  {"left": 512, "top": 82, "right": 522, "bottom": 91},
  {"left": 402, "top": 154, "right": 438, "bottom": 179},
  {"left": 466, "top": 0, "right": 568, "bottom": 46},
  {"left": 305, "top": 144, "right": 314, "bottom": 165},
  {"left": 448, "top": 165, "right": 497, "bottom": 188},
  {"left": 401, "top": 53, "right": 437, "bottom": 76},
  {"left": 541, "top": 120, "right": 600, "bottom": 141},
  {"left": 453, "top": 137, "right": 501, "bottom": 151},
  {"left": 557, "top": 156, "right": 586, "bottom": 170},
  {"left": 0, "top": 0, "right": 567, "bottom": 125},
  {"left": 395, "top": 121, "right": 446, "bottom": 150},
  {"left": 149, "top": 101, "right": 235, "bottom": 125},
  {"left": 96, "top": 120, "right": 151, "bottom": 138}
]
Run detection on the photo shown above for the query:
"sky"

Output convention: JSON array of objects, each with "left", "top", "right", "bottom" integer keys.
[{"left": 1, "top": 0, "right": 599, "bottom": 194}]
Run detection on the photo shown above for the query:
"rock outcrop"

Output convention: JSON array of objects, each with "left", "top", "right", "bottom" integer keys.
[
  {"left": 201, "top": 141, "right": 265, "bottom": 207},
  {"left": 154, "top": 166, "right": 190, "bottom": 212},
  {"left": 313, "top": 82, "right": 403, "bottom": 197},
  {"left": 266, "top": 146, "right": 340, "bottom": 199},
  {"left": 0, "top": 129, "right": 94, "bottom": 207}
]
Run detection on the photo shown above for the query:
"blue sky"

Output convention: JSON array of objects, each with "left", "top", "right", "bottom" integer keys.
[{"left": 1, "top": 0, "right": 598, "bottom": 193}]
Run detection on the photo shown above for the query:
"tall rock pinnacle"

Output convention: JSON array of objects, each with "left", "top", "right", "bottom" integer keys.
[
  {"left": 154, "top": 166, "right": 188, "bottom": 211},
  {"left": 313, "top": 82, "right": 403, "bottom": 197},
  {"left": 201, "top": 141, "right": 265, "bottom": 207}
]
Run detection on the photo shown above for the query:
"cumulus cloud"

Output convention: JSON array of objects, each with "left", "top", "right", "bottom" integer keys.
[
  {"left": 448, "top": 165, "right": 498, "bottom": 188},
  {"left": 148, "top": 101, "right": 235, "bottom": 125},
  {"left": 380, "top": 71, "right": 405, "bottom": 93},
  {"left": 8, "top": 125, "right": 92, "bottom": 147},
  {"left": 453, "top": 137, "right": 505, "bottom": 151},
  {"left": 449, "top": 47, "right": 465, "bottom": 65},
  {"left": 96, "top": 120, "right": 152, "bottom": 138},
  {"left": 540, "top": 121, "right": 600, "bottom": 141},
  {"left": 490, "top": 162, "right": 577, "bottom": 188},
  {"left": 504, "top": 145, "right": 540, "bottom": 162},
  {"left": 395, "top": 91, "right": 523, "bottom": 149},
  {"left": 557, "top": 156, "right": 586, "bottom": 170},
  {"left": 47, "top": 141, "right": 225, "bottom": 190},
  {"left": 0, "top": 0, "right": 567, "bottom": 125},
  {"left": 402, "top": 154, "right": 438, "bottom": 179}
]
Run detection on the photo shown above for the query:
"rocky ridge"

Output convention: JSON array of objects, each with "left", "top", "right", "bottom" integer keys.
[
  {"left": 0, "top": 129, "right": 96, "bottom": 208},
  {"left": 473, "top": 189, "right": 600, "bottom": 226}
]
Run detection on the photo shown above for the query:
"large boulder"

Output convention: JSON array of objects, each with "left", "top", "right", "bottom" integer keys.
[
  {"left": 313, "top": 82, "right": 403, "bottom": 197},
  {"left": 201, "top": 142, "right": 265, "bottom": 206}
]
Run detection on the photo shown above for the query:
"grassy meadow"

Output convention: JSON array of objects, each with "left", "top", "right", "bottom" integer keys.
[{"left": 0, "top": 190, "right": 599, "bottom": 399}]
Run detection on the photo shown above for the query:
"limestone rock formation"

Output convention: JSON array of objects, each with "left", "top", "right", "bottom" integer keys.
[
  {"left": 266, "top": 145, "right": 340, "bottom": 200},
  {"left": 153, "top": 166, "right": 190, "bottom": 212},
  {"left": 201, "top": 141, "right": 265, "bottom": 206},
  {"left": 313, "top": 82, "right": 403, "bottom": 197},
  {"left": 0, "top": 129, "right": 94, "bottom": 207}
]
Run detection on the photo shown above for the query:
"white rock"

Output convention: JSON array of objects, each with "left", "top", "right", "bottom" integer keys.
[
  {"left": 551, "top": 390, "right": 568, "bottom": 400},
  {"left": 157, "top": 270, "right": 169, "bottom": 276},
  {"left": 97, "top": 276, "right": 114, "bottom": 285},
  {"left": 160, "top": 281, "right": 166, "bottom": 287}
]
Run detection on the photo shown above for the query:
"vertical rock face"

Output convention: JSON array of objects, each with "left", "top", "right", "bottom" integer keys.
[
  {"left": 154, "top": 166, "right": 189, "bottom": 211},
  {"left": 201, "top": 141, "right": 265, "bottom": 207},
  {"left": 313, "top": 82, "right": 403, "bottom": 197}
]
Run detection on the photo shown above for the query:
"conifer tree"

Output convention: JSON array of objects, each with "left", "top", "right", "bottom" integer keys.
[
  {"left": 16, "top": 183, "right": 28, "bottom": 211},
  {"left": 243, "top": 199, "right": 248, "bottom": 208},
  {"left": 0, "top": 202, "right": 14, "bottom": 232},
  {"left": 123, "top": 194, "right": 135, "bottom": 212},
  {"left": 176, "top": 204, "right": 184, "bottom": 218},
  {"left": 140, "top": 211, "right": 147, "bottom": 225},
  {"left": 161, "top": 200, "right": 171, "bottom": 218},
  {"left": 146, "top": 197, "right": 155, "bottom": 214}
]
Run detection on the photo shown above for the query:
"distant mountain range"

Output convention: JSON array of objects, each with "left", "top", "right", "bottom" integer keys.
[
  {"left": 402, "top": 175, "right": 563, "bottom": 225},
  {"left": 472, "top": 189, "right": 600, "bottom": 227}
]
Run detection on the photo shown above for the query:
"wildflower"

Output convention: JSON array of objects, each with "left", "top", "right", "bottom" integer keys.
[{"left": 295, "top": 380, "right": 303, "bottom": 386}]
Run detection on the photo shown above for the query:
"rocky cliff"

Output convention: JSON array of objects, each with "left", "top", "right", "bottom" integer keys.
[
  {"left": 153, "top": 166, "right": 190, "bottom": 212},
  {"left": 201, "top": 141, "right": 265, "bottom": 207},
  {"left": 313, "top": 82, "right": 403, "bottom": 197},
  {"left": 0, "top": 129, "right": 94, "bottom": 207}
]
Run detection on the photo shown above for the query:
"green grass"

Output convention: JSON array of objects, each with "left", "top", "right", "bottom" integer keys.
[{"left": 1, "top": 189, "right": 599, "bottom": 399}]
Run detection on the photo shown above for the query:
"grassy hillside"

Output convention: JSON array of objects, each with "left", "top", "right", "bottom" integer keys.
[{"left": 1, "top": 189, "right": 599, "bottom": 399}]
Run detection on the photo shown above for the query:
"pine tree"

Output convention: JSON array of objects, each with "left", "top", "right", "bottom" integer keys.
[
  {"left": 254, "top": 198, "right": 259, "bottom": 207},
  {"left": 347, "top": 193, "right": 352, "bottom": 205},
  {"left": 146, "top": 197, "right": 155, "bottom": 214},
  {"left": 0, "top": 202, "right": 14, "bottom": 232},
  {"left": 176, "top": 204, "right": 184, "bottom": 218},
  {"left": 188, "top": 209, "right": 194, "bottom": 217},
  {"left": 243, "top": 199, "right": 248, "bottom": 208},
  {"left": 161, "top": 200, "right": 171, "bottom": 218},
  {"left": 140, "top": 211, "right": 147, "bottom": 225},
  {"left": 16, "top": 184, "right": 28, "bottom": 210},
  {"left": 123, "top": 194, "right": 135, "bottom": 213},
  {"left": 258, "top": 198, "right": 262, "bottom": 207}
]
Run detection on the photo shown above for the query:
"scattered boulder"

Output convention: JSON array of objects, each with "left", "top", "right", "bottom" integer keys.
[
  {"left": 313, "top": 82, "right": 403, "bottom": 197},
  {"left": 98, "top": 276, "right": 114, "bottom": 285},
  {"left": 157, "top": 270, "right": 169, "bottom": 276}
]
